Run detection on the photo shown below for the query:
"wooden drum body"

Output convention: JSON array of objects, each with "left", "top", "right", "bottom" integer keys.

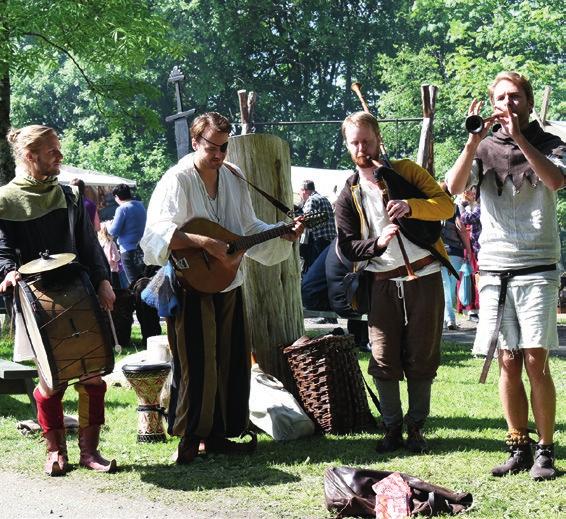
[
  {"left": 122, "top": 362, "right": 171, "bottom": 442},
  {"left": 16, "top": 265, "right": 114, "bottom": 391}
]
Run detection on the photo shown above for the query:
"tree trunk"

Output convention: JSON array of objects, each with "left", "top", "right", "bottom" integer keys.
[
  {"left": 0, "top": 63, "right": 14, "bottom": 186},
  {"left": 226, "top": 134, "right": 304, "bottom": 390}
]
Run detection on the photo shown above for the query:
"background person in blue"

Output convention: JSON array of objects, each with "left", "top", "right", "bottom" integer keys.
[{"left": 108, "top": 183, "right": 147, "bottom": 285}]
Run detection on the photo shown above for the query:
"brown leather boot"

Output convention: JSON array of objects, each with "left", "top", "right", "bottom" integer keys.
[
  {"left": 43, "top": 429, "right": 68, "bottom": 477},
  {"left": 491, "top": 430, "right": 533, "bottom": 477},
  {"left": 405, "top": 421, "right": 429, "bottom": 454},
  {"left": 375, "top": 423, "right": 403, "bottom": 453},
  {"left": 530, "top": 444, "right": 557, "bottom": 481},
  {"left": 78, "top": 426, "right": 117, "bottom": 473}
]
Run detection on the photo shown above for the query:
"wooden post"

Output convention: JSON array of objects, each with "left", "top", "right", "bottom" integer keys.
[
  {"left": 540, "top": 86, "right": 552, "bottom": 124},
  {"left": 416, "top": 84, "right": 437, "bottom": 175},
  {"left": 247, "top": 91, "right": 257, "bottom": 133},
  {"left": 226, "top": 134, "right": 304, "bottom": 389},
  {"left": 238, "top": 89, "right": 250, "bottom": 135}
]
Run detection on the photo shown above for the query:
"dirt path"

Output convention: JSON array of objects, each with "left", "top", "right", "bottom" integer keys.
[{"left": 1, "top": 470, "right": 234, "bottom": 519}]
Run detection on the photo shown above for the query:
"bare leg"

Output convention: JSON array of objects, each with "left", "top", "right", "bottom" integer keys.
[
  {"left": 523, "top": 348, "right": 555, "bottom": 444},
  {"left": 498, "top": 350, "right": 528, "bottom": 431}
]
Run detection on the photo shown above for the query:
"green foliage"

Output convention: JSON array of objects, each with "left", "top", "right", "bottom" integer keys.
[{"left": 60, "top": 129, "right": 171, "bottom": 204}]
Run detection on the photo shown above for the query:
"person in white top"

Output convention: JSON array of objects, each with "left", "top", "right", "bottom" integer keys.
[
  {"left": 446, "top": 71, "right": 566, "bottom": 481},
  {"left": 141, "top": 112, "right": 303, "bottom": 464}
]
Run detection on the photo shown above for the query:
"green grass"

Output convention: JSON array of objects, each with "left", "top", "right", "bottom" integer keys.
[{"left": 0, "top": 329, "right": 564, "bottom": 518}]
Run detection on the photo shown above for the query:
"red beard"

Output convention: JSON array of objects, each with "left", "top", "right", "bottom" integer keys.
[{"left": 354, "top": 154, "right": 374, "bottom": 168}]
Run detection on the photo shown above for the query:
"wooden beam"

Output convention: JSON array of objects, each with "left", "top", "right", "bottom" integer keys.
[
  {"left": 416, "top": 84, "right": 437, "bottom": 175},
  {"left": 540, "top": 86, "right": 552, "bottom": 124},
  {"left": 238, "top": 89, "right": 250, "bottom": 135}
]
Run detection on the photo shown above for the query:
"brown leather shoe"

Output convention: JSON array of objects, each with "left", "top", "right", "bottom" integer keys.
[
  {"left": 405, "top": 422, "right": 429, "bottom": 454},
  {"left": 530, "top": 444, "right": 556, "bottom": 481},
  {"left": 492, "top": 444, "right": 533, "bottom": 476},
  {"left": 175, "top": 436, "right": 201, "bottom": 465},
  {"left": 375, "top": 424, "right": 403, "bottom": 453}
]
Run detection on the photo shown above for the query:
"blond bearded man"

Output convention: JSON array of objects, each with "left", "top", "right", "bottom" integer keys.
[
  {"left": 0, "top": 125, "right": 117, "bottom": 476},
  {"left": 446, "top": 71, "right": 566, "bottom": 480},
  {"left": 335, "top": 112, "right": 454, "bottom": 453}
]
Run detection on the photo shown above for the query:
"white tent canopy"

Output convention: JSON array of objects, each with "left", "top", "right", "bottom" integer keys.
[
  {"left": 59, "top": 165, "right": 136, "bottom": 188},
  {"left": 291, "top": 166, "right": 352, "bottom": 205}
]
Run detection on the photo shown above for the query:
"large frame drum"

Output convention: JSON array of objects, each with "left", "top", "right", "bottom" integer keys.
[
  {"left": 122, "top": 362, "right": 171, "bottom": 442},
  {"left": 16, "top": 265, "right": 114, "bottom": 390}
]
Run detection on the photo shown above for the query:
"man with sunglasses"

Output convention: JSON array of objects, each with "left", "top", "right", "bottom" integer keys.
[{"left": 141, "top": 112, "right": 303, "bottom": 464}]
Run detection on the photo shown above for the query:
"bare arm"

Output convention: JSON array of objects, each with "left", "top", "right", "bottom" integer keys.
[
  {"left": 455, "top": 216, "right": 472, "bottom": 260},
  {"left": 169, "top": 229, "right": 229, "bottom": 261}
]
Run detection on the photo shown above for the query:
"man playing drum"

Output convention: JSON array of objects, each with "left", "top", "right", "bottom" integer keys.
[{"left": 0, "top": 125, "right": 117, "bottom": 476}]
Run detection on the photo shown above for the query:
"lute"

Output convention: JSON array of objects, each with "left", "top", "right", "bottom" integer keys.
[{"left": 171, "top": 211, "right": 328, "bottom": 294}]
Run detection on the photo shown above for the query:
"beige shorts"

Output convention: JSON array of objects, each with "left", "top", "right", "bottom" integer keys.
[{"left": 472, "top": 275, "right": 559, "bottom": 355}]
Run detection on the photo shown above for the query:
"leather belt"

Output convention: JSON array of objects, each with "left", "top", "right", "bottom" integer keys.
[{"left": 373, "top": 255, "right": 436, "bottom": 281}]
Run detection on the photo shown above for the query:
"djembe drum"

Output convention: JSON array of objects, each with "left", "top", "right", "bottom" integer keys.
[{"left": 122, "top": 362, "right": 171, "bottom": 442}]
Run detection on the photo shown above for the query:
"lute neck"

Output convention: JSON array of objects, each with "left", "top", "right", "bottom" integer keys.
[{"left": 229, "top": 224, "right": 293, "bottom": 253}]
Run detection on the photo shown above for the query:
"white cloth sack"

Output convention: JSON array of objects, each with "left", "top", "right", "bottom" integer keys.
[{"left": 248, "top": 363, "right": 315, "bottom": 441}]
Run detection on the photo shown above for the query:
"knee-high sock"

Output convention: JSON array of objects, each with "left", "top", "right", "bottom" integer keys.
[
  {"left": 406, "top": 378, "right": 433, "bottom": 426},
  {"left": 373, "top": 378, "right": 403, "bottom": 428},
  {"left": 75, "top": 382, "right": 106, "bottom": 428},
  {"left": 34, "top": 387, "right": 64, "bottom": 433}
]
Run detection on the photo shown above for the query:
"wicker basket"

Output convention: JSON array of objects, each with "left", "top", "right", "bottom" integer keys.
[{"left": 283, "top": 333, "right": 374, "bottom": 434}]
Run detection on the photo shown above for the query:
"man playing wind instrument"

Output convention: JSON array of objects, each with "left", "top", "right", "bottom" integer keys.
[
  {"left": 446, "top": 71, "right": 566, "bottom": 480},
  {"left": 335, "top": 111, "right": 454, "bottom": 454}
]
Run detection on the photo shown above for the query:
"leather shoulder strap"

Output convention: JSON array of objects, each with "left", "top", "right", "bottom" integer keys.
[{"left": 223, "top": 162, "right": 293, "bottom": 217}]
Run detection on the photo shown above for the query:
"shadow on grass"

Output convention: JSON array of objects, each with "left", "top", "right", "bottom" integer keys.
[
  {"left": 135, "top": 431, "right": 413, "bottom": 490},
  {"left": 0, "top": 395, "right": 35, "bottom": 420},
  {"left": 137, "top": 460, "right": 301, "bottom": 490}
]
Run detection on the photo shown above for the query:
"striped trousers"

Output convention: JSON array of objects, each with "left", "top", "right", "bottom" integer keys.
[{"left": 167, "top": 287, "right": 250, "bottom": 439}]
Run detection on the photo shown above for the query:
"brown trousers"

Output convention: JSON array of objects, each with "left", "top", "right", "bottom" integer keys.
[{"left": 368, "top": 271, "right": 444, "bottom": 380}]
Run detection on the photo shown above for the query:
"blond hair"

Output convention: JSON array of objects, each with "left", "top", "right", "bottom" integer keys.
[
  {"left": 341, "top": 111, "right": 381, "bottom": 140},
  {"left": 7, "top": 125, "right": 57, "bottom": 164},
  {"left": 488, "top": 71, "right": 534, "bottom": 106}
]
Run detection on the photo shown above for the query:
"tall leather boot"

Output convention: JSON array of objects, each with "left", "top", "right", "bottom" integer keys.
[
  {"left": 33, "top": 387, "right": 67, "bottom": 477},
  {"left": 75, "top": 382, "right": 116, "bottom": 473},
  {"left": 43, "top": 429, "right": 68, "bottom": 476},
  {"left": 78, "top": 425, "right": 117, "bottom": 473},
  {"left": 491, "top": 429, "right": 533, "bottom": 477}
]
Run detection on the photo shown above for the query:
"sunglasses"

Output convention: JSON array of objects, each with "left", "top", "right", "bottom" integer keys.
[{"left": 200, "top": 135, "right": 229, "bottom": 153}]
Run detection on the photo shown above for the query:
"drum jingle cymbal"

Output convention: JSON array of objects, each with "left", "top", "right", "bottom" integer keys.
[{"left": 18, "top": 252, "right": 76, "bottom": 274}]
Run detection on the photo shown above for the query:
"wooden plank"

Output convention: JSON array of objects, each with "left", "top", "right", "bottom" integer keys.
[{"left": 0, "top": 359, "right": 38, "bottom": 379}]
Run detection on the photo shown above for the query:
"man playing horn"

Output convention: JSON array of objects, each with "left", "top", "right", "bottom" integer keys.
[
  {"left": 335, "top": 111, "right": 454, "bottom": 453},
  {"left": 0, "top": 125, "right": 117, "bottom": 475},
  {"left": 446, "top": 71, "right": 566, "bottom": 480}
]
